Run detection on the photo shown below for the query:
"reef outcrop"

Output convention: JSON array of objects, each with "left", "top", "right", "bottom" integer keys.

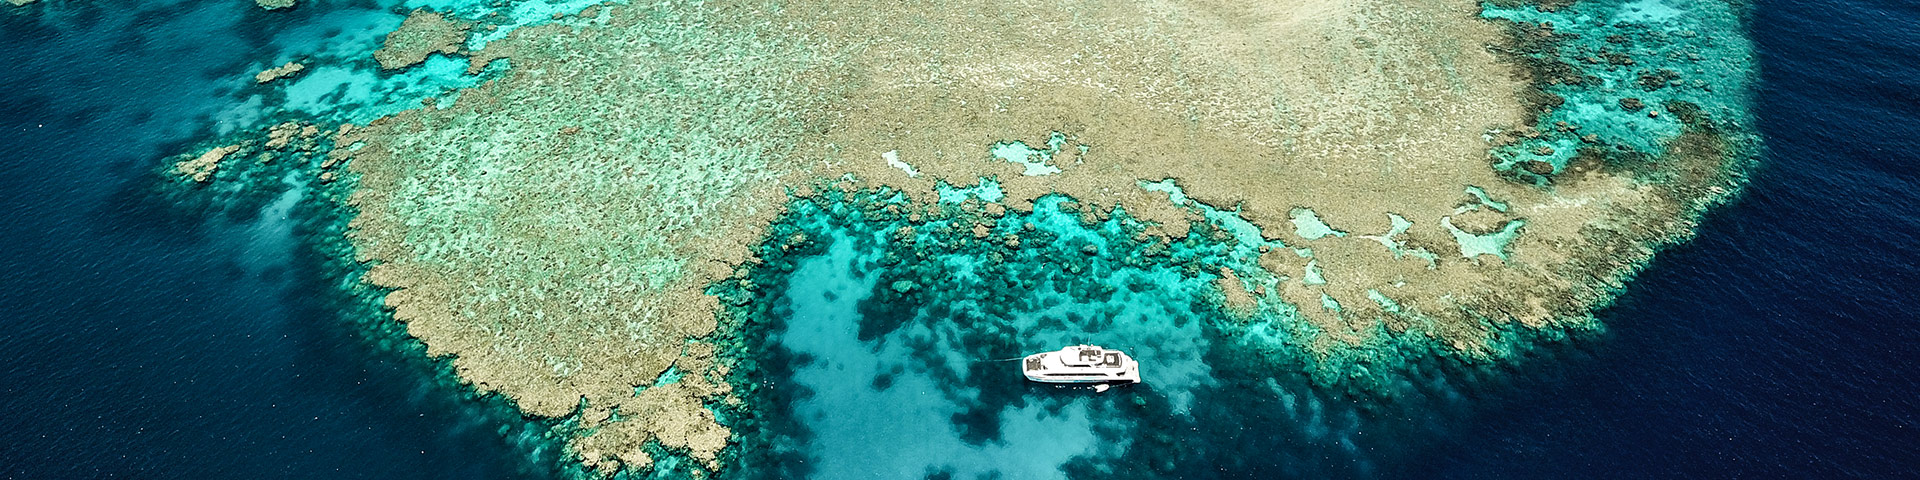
[
  {"left": 253, "top": 61, "right": 304, "bottom": 84},
  {"left": 372, "top": 10, "right": 470, "bottom": 71},
  {"left": 174, "top": 145, "right": 240, "bottom": 184},
  {"left": 255, "top": 0, "right": 295, "bottom": 11}
]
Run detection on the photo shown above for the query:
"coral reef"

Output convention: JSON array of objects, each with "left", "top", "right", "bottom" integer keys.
[
  {"left": 758, "top": 0, "right": 1559, "bottom": 354},
  {"left": 174, "top": 145, "right": 240, "bottom": 184},
  {"left": 294, "top": 0, "right": 1757, "bottom": 475},
  {"left": 372, "top": 10, "right": 471, "bottom": 71},
  {"left": 8, "top": 0, "right": 37, "bottom": 7},
  {"left": 152, "top": 113, "right": 600, "bottom": 478},
  {"left": 336, "top": 2, "right": 821, "bottom": 472},
  {"left": 254, "top": 61, "right": 305, "bottom": 84},
  {"left": 256, "top": 0, "right": 295, "bottom": 11}
]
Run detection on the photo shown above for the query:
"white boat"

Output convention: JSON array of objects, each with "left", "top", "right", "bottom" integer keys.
[{"left": 1022, "top": 345, "right": 1140, "bottom": 390}]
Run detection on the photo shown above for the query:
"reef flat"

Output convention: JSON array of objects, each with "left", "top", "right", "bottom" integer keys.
[{"left": 158, "top": 0, "right": 1756, "bottom": 476}]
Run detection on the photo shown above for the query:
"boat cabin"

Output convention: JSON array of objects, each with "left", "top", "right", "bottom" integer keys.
[{"left": 1022, "top": 345, "right": 1141, "bottom": 386}]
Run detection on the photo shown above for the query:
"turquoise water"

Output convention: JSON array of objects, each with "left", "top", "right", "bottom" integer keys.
[
  {"left": 1442, "top": 217, "right": 1526, "bottom": 260},
  {"left": 216, "top": 0, "right": 613, "bottom": 128},
  {"left": 990, "top": 131, "right": 1073, "bottom": 176},
  {"left": 718, "top": 185, "right": 1504, "bottom": 478},
  {"left": 1481, "top": 0, "right": 1754, "bottom": 179},
  {"left": 1288, "top": 208, "right": 1346, "bottom": 241}
]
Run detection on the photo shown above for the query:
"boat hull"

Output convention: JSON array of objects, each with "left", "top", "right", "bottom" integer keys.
[{"left": 1023, "top": 373, "right": 1141, "bottom": 384}]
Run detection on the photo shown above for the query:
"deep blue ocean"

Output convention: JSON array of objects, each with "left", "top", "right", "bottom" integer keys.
[{"left": 2, "top": 0, "right": 1914, "bottom": 478}]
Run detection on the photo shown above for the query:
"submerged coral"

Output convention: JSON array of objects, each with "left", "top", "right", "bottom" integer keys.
[
  {"left": 722, "top": 182, "right": 1525, "bottom": 478},
  {"left": 256, "top": 0, "right": 295, "bottom": 11}
]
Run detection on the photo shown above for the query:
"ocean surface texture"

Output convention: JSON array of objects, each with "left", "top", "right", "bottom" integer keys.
[{"left": 2, "top": 0, "right": 1915, "bottom": 478}]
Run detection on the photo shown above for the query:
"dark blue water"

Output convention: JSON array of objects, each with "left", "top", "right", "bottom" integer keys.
[
  {"left": 1431, "top": 0, "right": 1920, "bottom": 477},
  {"left": 2, "top": 0, "right": 1915, "bottom": 478},
  {"left": 0, "top": 1, "right": 541, "bottom": 478}
]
